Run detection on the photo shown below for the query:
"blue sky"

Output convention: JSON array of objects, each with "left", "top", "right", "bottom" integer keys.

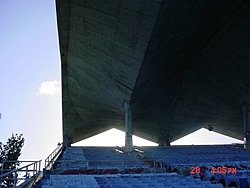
[
  {"left": 0, "top": 1, "right": 62, "bottom": 161},
  {"left": 0, "top": 1, "right": 244, "bottom": 162}
]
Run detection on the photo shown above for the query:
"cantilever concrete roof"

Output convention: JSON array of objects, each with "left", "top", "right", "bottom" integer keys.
[{"left": 56, "top": 0, "right": 250, "bottom": 145}]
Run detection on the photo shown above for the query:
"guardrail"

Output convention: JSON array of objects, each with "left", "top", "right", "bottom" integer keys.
[
  {"left": 0, "top": 144, "right": 64, "bottom": 187},
  {"left": 0, "top": 160, "right": 42, "bottom": 188},
  {"left": 45, "top": 143, "right": 64, "bottom": 170},
  {"left": 46, "top": 159, "right": 150, "bottom": 171}
]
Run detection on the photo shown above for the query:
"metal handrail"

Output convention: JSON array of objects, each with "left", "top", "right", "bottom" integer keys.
[
  {"left": 45, "top": 143, "right": 64, "bottom": 170},
  {"left": 1, "top": 160, "right": 41, "bottom": 175},
  {"left": 46, "top": 159, "right": 150, "bottom": 170},
  {"left": 0, "top": 160, "right": 42, "bottom": 188}
]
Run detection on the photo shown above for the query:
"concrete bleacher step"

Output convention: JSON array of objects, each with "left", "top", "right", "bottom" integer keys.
[
  {"left": 34, "top": 146, "right": 250, "bottom": 188},
  {"left": 34, "top": 173, "right": 226, "bottom": 188}
]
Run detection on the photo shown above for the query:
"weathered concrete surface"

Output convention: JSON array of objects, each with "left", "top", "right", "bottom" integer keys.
[{"left": 56, "top": 0, "right": 250, "bottom": 144}]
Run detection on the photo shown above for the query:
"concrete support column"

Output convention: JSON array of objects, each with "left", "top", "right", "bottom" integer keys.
[
  {"left": 63, "top": 137, "right": 70, "bottom": 147},
  {"left": 242, "top": 103, "right": 250, "bottom": 149},
  {"left": 159, "top": 136, "right": 171, "bottom": 146},
  {"left": 124, "top": 101, "right": 133, "bottom": 152}
]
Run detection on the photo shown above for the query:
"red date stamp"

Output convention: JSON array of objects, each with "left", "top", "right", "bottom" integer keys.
[
  {"left": 190, "top": 166, "right": 200, "bottom": 174},
  {"left": 190, "top": 166, "right": 237, "bottom": 174},
  {"left": 210, "top": 166, "right": 237, "bottom": 174}
]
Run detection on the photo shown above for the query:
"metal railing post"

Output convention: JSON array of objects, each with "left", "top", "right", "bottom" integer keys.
[
  {"left": 14, "top": 171, "right": 17, "bottom": 188},
  {"left": 1, "top": 161, "right": 4, "bottom": 175},
  {"left": 33, "top": 163, "right": 35, "bottom": 176},
  {"left": 39, "top": 160, "right": 41, "bottom": 173},
  {"left": 26, "top": 166, "right": 28, "bottom": 178}
]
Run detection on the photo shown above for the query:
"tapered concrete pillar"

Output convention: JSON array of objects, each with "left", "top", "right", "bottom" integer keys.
[
  {"left": 159, "top": 136, "right": 171, "bottom": 146},
  {"left": 63, "top": 137, "right": 71, "bottom": 147},
  {"left": 124, "top": 101, "right": 133, "bottom": 152},
  {"left": 242, "top": 103, "right": 250, "bottom": 149}
]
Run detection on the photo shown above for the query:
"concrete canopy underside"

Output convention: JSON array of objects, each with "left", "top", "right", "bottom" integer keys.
[{"left": 56, "top": 0, "right": 250, "bottom": 145}]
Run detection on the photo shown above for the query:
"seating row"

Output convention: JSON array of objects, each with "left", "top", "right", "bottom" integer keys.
[
  {"left": 37, "top": 174, "right": 224, "bottom": 188},
  {"left": 55, "top": 147, "right": 149, "bottom": 170}
]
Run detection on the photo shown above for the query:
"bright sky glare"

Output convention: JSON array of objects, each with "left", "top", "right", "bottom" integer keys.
[
  {"left": 0, "top": 1, "right": 244, "bottom": 163},
  {"left": 72, "top": 128, "right": 243, "bottom": 147}
]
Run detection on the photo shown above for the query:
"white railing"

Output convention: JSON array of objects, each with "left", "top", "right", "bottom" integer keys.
[
  {"left": 46, "top": 159, "right": 150, "bottom": 171},
  {"left": 0, "top": 160, "right": 42, "bottom": 188},
  {"left": 45, "top": 143, "right": 64, "bottom": 170},
  {"left": 0, "top": 144, "right": 64, "bottom": 187}
]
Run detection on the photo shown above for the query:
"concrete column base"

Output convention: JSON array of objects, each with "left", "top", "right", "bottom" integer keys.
[
  {"left": 242, "top": 103, "right": 250, "bottom": 149},
  {"left": 124, "top": 101, "right": 133, "bottom": 152}
]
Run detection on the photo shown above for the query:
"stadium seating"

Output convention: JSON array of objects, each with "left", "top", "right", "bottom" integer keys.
[
  {"left": 35, "top": 173, "right": 224, "bottom": 188},
  {"left": 33, "top": 145, "right": 250, "bottom": 188},
  {"left": 52, "top": 146, "right": 149, "bottom": 174}
]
